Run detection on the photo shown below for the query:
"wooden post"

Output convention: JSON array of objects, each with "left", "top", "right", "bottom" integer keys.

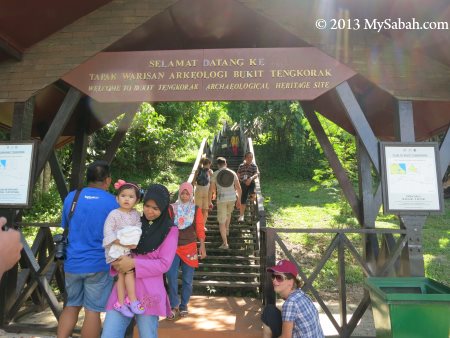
[
  {"left": 48, "top": 151, "right": 69, "bottom": 201},
  {"left": 335, "top": 81, "right": 380, "bottom": 173},
  {"left": 264, "top": 228, "right": 276, "bottom": 305},
  {"left": 103, "top": 111, "right": 137, "bottom": 165},
  {"left": 357, "top": 137, "right": 380, "bottom": 273},
  {"left": 395, "top": 100, "right": 425, "bottom": 276},
  {"left": 35, "top": 87, "right": 82, "bottom": 181},
  {"left": 439, "top": 125, "right": 450, "bottom": 179},
  {"left": 69, "top": 112, "right": 88, "bottom": 191},
  {"left": 337, "top": 234, "right": 347, "bottom": 332}
]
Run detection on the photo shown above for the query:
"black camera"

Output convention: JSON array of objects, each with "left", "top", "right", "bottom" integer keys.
[{"left": 53, "top": 234, "right": 67, "bottom": 261}]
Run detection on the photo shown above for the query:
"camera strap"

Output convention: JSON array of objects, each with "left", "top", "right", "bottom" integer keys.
[{"left": 62, "top": 188, "right": 82, "bottom": 240}]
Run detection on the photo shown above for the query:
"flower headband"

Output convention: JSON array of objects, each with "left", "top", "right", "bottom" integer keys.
[{"left": 114, "top": 179, "right": 140, "bottom": 191}]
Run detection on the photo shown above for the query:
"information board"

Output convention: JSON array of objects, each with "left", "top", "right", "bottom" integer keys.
[
  {"left": 380, "top": 142, "right": 444, "bottom": 214},
  {"left": 0, "top": 142, "right": 36, "bottom": 208}
]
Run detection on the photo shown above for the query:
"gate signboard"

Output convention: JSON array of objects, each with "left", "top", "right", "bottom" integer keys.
[{"left": 63, "top": 47, "right": 356, "bottom": 102}]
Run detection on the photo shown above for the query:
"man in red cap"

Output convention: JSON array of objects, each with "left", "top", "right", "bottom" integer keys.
[{"left": 261, "top": 259, "right": 324, "bottom": 338}]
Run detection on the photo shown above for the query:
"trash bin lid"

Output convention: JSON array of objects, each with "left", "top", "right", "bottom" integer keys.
[{"left": 365, "top": 277, "right": 450, "bottom": 302}]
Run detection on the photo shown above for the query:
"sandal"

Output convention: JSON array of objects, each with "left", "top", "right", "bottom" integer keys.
[
  {"left": 125, "top": 297, "right": 145, "bottom": 315},
  {"left": 166, "top": 308, "right": 179, "bottom": 321},
  {"left": 113, "top": 301, "right": 134, "bottom": 318},
  {"left": 179, "top": 309, "right": 189, "bottom": 317}
]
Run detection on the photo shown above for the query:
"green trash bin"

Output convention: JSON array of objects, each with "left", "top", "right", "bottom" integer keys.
[{"left": 365, "top": 277, "right": 450, "bottom": 338}]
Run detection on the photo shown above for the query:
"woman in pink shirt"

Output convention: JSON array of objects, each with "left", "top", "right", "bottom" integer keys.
[{"left": 101, "top": 184, "right": 178, "bottom": 338}]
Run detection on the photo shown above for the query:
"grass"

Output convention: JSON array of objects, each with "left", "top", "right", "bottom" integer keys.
[{"left": 261, "top": 177, "right": 450, "bottom": 288}]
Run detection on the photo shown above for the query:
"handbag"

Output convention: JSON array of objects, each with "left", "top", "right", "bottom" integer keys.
[{"left": 54, "top": 189, "right": 82, "bottom": 261}]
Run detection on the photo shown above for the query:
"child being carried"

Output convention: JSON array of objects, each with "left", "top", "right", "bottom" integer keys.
[{"left": 103, "top": 179, "right": 144, "bottom": 318}]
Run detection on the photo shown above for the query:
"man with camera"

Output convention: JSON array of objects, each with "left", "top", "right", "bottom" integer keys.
[{"left": 57, "top": 161, "right": 118, "bottom": 338}]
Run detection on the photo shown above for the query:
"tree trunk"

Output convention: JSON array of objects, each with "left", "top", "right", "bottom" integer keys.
[{"left": 43, "top": 161, "right": 51, "bottom": 193}]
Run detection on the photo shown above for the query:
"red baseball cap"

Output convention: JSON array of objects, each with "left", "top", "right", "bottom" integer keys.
[{"left": 267, "top": 259, "right": 298, "bottom": 278}]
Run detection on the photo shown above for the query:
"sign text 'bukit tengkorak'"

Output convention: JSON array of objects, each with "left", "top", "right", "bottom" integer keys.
[{"left": 62, "top": 48, "right": 356, "bottom": 102}]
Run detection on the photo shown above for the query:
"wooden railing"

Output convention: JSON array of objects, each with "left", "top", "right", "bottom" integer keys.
[
  {"left": 187, "top": 137, "right": 211, "bottom": 184},
  {"left": 262, "top": 227, "right": 407, "bottom": 338},
  {"left": 0, "top": 222, "right": 63, "bottom": 331},
  {"left": 240, "top": 136, "right": 267, "bottom": 299}
]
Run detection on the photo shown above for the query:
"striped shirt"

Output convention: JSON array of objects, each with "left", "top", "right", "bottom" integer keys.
[{"left": 237, "top": 162, "right": 258, "bottom": 182}]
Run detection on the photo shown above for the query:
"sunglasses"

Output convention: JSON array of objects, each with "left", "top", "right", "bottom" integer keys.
[{"left": 271, "top": 274, "right": 288, "bottom": 282}]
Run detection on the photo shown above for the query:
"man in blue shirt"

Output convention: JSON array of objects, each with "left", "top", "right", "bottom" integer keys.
[
  {"left": 261, "top": 260, "right": 324, "bottom": 338},
  {"left": 57, "top": 161, "right": 118, "bottom": 338}
]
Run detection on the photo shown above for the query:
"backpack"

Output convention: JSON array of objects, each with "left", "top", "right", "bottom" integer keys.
[{"left": 196, "top": 168, "right": 210, "bottom": 186}]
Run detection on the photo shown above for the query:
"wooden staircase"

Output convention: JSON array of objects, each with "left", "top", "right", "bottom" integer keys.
[{"left": 190, "top": 128, "right": 261, "bottom": 297}]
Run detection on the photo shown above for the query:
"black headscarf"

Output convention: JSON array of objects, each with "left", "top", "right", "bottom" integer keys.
[{"left": 133, "top": 184, "right": 175, "bottom": 255}]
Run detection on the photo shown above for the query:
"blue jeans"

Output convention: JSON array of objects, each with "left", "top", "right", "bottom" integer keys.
[
  {"left": 101, "top": 310, "right": 158, "bottom": 338},
  {"left": 166, "top": 254, "right": 195, "bottom": 311}
]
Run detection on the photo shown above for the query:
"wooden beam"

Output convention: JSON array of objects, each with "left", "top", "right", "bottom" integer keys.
[
  {"left": 394, "top": 101, "right": 426, "bottom": 277},
  {"left": 399, "top": 216, "right": 426, "bottom": 276},
  {"left": 0, "top": 36, "right": 23, "bottom": 61},
  {"left": 302, "top": 104, "right": 362, "bottom": 224},
  {"left": 11, "top": 98, "right": 34, "bottom": 141},
  {"left": 264, "top": 228, "right": 276, "bottom": 305},
  {"left": 48, "top": 151, "right": 68, "bottom": 200},
  {"left": 70, "top": 113, "right": 88, "bottom": 191},
  {"left": 335, "top": 82, "right": 379, "bottom": 173},
  {"left": 395, "top": 101, "right": 415, "bottom": 142},
  {"left": 346, "top": 292, "right": 370, "bottom": 336},
  {"left": 16, "top": 233, "right": 61, "bottom": 318},
  {"left": 337, "top": 234, "right": 347, "bottom": 330},
  {"left": 357, "top": 138, "right": 379, "bottom": 225},
  {"left": 102, "top": 111, "right": 137, "bottom": 165},
  {"left": 357, "top": 138, "right": 380, "bottom": 271},
  {"left": 439, "top": 125, "right": 450, "bottom": 179},
  {"left": 36, "top": 87, "right": 82, "bottom": 181}
]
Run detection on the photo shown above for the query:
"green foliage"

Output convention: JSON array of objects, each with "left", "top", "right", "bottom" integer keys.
[
  {"left": 228, "top": 101, "right": 322, "bottom": 179},
  {"left": 0, "top": 129, "right": 10, "bottom": 140},
  {"left": 88, "top": 101, "right": 229, "bottom": 181},
  {"left": 22, "top": 183, "right": 63, "bottom": 223},
  {"left": 306, "top": 113, "right": 357, "bottom": 191}
]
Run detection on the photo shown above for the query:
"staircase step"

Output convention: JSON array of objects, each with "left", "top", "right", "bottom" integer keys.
[
  {"left": 194, "top": 271, "right": 259, "bottom": 278},
  {"left": 205, "top": 232, "right": 257, "bottom": 238},
  {"left": 205, "top": 224, "right": 255, "bottom": 229},
  {"left": 192, "top": 280, "right": 259, "bottom": 288},
  {"left": 206, "top": 248, "right": 259, "bottom": 255},
  {"left": 202, "top": 240, "right": 257, "bottom": 246},
  {"left": 200, "top": 255, "right": 259, "bottom": 261},
  {"left": 199, "top": 262, "right": 260, "bottom": 269}
]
